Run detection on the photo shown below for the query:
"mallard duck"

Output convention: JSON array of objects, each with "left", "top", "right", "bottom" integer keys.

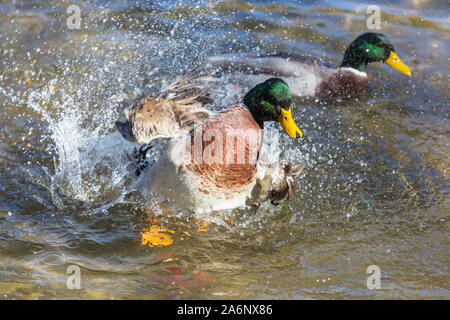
[
  {"left": 115, "top": 76, "right": 304, "bottom": 212},
  {"left": 206, "top": 32, "right": 412, "bottom": 98}
]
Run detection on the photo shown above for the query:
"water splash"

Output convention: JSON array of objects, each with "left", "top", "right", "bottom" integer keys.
[{"left": 26, "top": 79, "right": 134, "bottom": 210}]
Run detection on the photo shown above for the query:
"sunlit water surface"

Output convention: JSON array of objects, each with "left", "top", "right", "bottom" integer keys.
[{"left": 0, "top": 0, "right": 448, "bottom": 299}]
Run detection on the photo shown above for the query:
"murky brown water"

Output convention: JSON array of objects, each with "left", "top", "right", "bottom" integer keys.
[{"left": 0, "top": 0, "right": 448, "bottom": 299}]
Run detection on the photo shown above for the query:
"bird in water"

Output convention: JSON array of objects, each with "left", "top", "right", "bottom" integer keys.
[
  {"left": 115, "top": 76, "right": 304, "bottom": 213},
  {"left": 206, "top": 32, "right": 412, "bottom": 98}
]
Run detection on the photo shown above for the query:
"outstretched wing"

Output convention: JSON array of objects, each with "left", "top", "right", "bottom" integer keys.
[
  {"left": 115, "top": 73, "right": 216, "bottom": 145},
  {"left": 251, "top": 159, "right": 304, "bottom": 205}
]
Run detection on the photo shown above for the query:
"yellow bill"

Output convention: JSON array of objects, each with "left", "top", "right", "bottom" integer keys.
[
  {"left": 278, "top": 107, "right": 303, "bottom": 138},
  {"left": 384, "top": 51, "right": 412, "bottom": 76}
]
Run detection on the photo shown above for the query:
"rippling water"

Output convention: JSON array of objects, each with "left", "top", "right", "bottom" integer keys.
[{"left": 0, "top": 0, "right": 448, "bottom": 299}]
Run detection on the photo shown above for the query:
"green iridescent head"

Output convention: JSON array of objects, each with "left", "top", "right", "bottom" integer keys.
[
  {"left": 243, "top": 78, "right": 302, "bottom": 138},
  {"left": 341, "top": 32, "right": 412, "bottom": 75}
]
